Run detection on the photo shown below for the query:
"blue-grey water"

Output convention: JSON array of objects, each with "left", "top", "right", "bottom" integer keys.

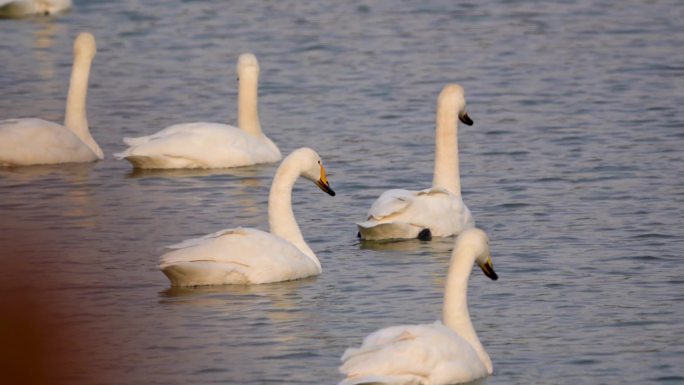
[{"left": 1, "top": 1, "right": 683, "bottom": 384}]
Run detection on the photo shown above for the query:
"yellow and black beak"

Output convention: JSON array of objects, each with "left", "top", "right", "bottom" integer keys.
[
  {"left": 459, "top": 111, "right": 473, "bottom": 126},
  {"left": 315, "top": 163, "right": 335, "bottom": 196},
  {"left": 479, "top": 256, "right": 498, "bottom": 280}
]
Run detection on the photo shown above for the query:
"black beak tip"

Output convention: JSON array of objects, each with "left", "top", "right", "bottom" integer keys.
[
  {"left": 481, "top": 264, "right": 498, "bottom": 281},
  {"left": 459, "top": 113, "right": 474, "bottom": 126},
  {"left": 318, "top": 181, "right": 335, "bottom": 196}
]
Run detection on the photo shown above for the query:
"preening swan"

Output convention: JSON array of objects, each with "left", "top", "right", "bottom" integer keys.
[
  {"left": 0, "top": 32, "right": 103, "bottom": 166},
  {"left": 357, "top": 84, "right": 475, "bottom": 241},
  {"left": 0, "top": 0, "right": 71, "bottom": 18},
  {"left": 339, "top": 228, "right": 498, "bottom": 385},
  {"left": 159, "top": 148, "right": 335, "bottom": 286},
  {"left": 115, "top": 53, "right": 281, "bottom": 169}
]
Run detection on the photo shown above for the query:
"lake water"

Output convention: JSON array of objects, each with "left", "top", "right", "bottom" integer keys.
[{"left": 1, "top": 0, "right": 683, "bottom": 384}]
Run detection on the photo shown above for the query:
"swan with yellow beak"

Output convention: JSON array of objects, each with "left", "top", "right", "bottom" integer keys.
[{"left": 160, "top": 147, "right": 335, "bottom": 286}]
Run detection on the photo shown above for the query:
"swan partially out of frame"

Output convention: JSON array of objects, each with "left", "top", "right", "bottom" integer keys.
[
  {"left": 0, "top": 32, "right": 102, "bottom": 166},
  {"left": 339, "top": 228, "right": 498, "bottom": 385},
  {"left": 0, "top": 0, "right": 71, "bottom": 18}
]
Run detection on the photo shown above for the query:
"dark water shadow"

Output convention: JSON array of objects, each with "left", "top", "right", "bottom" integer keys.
[
  {"left": 0, "top": 162, "right": 96, "bottom": 182},
  {"left": 158, "top": 275, "right": 319, "bottom": 301},
  {"left": 359, "top": 236, "right": 455, "bottom": 255},
  {"left": 125, "top": 163, "right": 275, "bottom": 180}
]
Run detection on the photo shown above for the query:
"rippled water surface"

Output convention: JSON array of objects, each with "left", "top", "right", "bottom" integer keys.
[{"left": 1, "top": 1, "right": 683, "bottom": 384}]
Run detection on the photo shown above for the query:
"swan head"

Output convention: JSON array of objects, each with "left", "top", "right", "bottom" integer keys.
[
  {"left": 438, "top": 83, "right": 473, "bottom": 126},
  {"left": 73, "top": 32, "right": 96, "bottom": 60},
  {"left": 456, "top": 228, "right": 497, "bottom": 280},
  {"left": 287, "top": 147, "right": 335, "bottom": 196},
  {"left": 237, "top": 53, "right": 260, "bottom": 77}
]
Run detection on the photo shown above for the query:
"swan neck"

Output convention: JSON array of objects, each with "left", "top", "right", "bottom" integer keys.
[
  {"left": 64, "top": 53, "right": 102, "bottom": 159},
  {"left": 238, "top": 71, "right": 262, "bottom": 136},
  {"left": 432, "top": 101, "right": 461, "bottom": 195},
  {"left": 268, "top": 163, "right": 320, "bottom": 270},
  {"left": 442, "top": 246, "right": 491, "bottom": 372}
]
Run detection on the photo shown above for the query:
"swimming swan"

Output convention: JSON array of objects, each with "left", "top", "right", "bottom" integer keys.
[
  {"left": 0, "top": 32, "right": 102, "bottom": 166},
  {"left": 357, "top": 84, "right": 475, "bottom": 241},
  {"left": 115, "top": 53, "right": 281, "bottom": 169},
  {"left": 159, "top": 147, "right": 335, "bottom": 286},
  {"left": 0, "top": 0, "right": 71, "bottom": 18},
  {"left": 339, "top": 228, "right": 498, "bottom": 385}
]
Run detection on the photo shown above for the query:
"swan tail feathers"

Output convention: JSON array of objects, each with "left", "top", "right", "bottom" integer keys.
[{"left": 113, "top": 150, "right": 130, "bottom": 160}]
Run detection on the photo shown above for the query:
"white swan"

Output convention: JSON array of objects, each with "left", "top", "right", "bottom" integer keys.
[
  {"left": 339, "top": 228, "right": 498, "bottom": 385},
  {"left": 115, "top": 53, "right": 281, "bottom": 169},
  {"left": 357, "top": 84, "right": 475, "bottom": 241},
  {"left": 159, "top": 147, "right": 335, "bottom": 286},
  {"left": 0, "top": 0, "right": 70, "bottom": 18},
  {"left": 0, "top": 32, "right": 102, "bottom": 167}
]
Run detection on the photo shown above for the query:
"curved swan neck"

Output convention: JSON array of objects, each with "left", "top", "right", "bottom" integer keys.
[
  {"left": 442, "top": 245, "right": 491, "bottom": 372},
  {"left": 432, "top": 99, "right": 461, "bottom": 196},
  {"left": 237, "top": 70, "right": 263, "bottom": 136},
  {"left": 268, "top": 161, "right": 320, "bottom": 270},
  {"left": 64, "top": 51, "right": 102, "bottom": 159}
]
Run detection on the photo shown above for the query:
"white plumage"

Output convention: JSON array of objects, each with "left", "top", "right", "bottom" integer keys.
[
  {"left": 358, "top": 187, "right": 473, "bottom": 240},
  {"left": 339, "top": 228, "right": 499, "bottom": 385},
  {"left": 0, "top": 32, "right": 102, "bottom": 166},
  {"left": 116, "top": 53, "right": 281, "bottom": 169},
  {"left": 160, "top": 228, "right": 321, "bottom": 286},
  {"left": 358, "top": 84, "right": 475, "bottom": 241},
  {"left": 0, "top": 0, "right": 71, "bottom": 18},
  {"left": 159, "top": 148, "right": 335, "bottom": 286}
]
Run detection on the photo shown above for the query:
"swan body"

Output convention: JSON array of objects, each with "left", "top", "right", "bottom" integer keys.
[
  {"left": 358, "top": 84, "right": 474, "bottom": 241},
  {"left": 357, "top": 187, "right": 473, "bottom": 240},
  {"left": 116, "top": 53, "right": 281, "bottom": 169},
  {"left": 159, "top": 148, "right": 335, "bottom": 286},
  {"left": 0, "top": 0, "right": 71, "bottom": 18},
  {"left": 0, "top": 32, "right": 102, "bottom": 166},
  {"left": 339, "top": 228, "right": 498, "bottom": 385}
]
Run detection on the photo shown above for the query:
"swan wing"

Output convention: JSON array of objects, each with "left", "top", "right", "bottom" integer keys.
[
  {"left": 0, "top": 118, "right": 98, "bottom": 165},
  {"left": 116, "top": 122, "right": 280, "bottom": 168},
  {"left": 358, "top": 188, "right": 474, "bottom": 239},
  {"left": 366, "top": 189, "right": 418, "bottom": 220},
  {"left": 365, "top": 188, "right": 451, "bottom": 220},
  {"left": 340, "top": 322, "right": 487, "bottom": 385},
  {"left": 159, "top": 228, "right": 320, "bottom": 285}
]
